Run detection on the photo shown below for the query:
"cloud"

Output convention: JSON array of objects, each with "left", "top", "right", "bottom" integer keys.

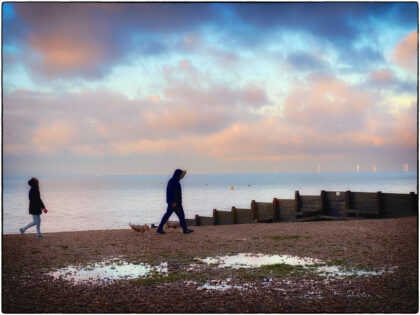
[
  {"left": 231, "top": 3, "right": 360, "bottom": 38},
  {"left": 2, "top": 73, "right": 268, "bottom": 156},
  {"left": 145, "top": 105, "right": 230, "bottom": 136},
  {"left": 28, "top": 35, "right": 108, "bottom": 77},
  {"left": 228, "top": 3, "right": 414, "bottom": 45},
  {"left": 338, "top": 46, "right": 386, "bottom": 71},
  {"left": 393, "top": 31, "right": 418, "bottom": 74},
  {"left": 364, "top": 100, "right": 417, "bottom": 148},
  {"left": 283, "top": 73, "right": 373, "bottom": 133},
  {"left": 161, "top": 59, "right": 269, "bottom": 109},
  {"left": 5, "top": 3, "right": 218, "bottom": 79},
  {"left": 286, "top": 51, "right": 328, "bottom": 71},
  {"left": 32, "top": 121, "right": 78, "bottom": 153},
  {"left": 369, "top": 69, "right": 394, "bottom": 84},
  {"left": 365, "top": 68, "right": 417, "bottom": 93},
  {"left": 3, "top": 83, "right": 416, "bottom": 173}
]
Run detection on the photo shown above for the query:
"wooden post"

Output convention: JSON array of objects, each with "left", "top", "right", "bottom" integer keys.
[
  {"left": 410, "top": 192, "right": 418, "bottom": 214},
  {"left": 320, "top": 190, "right": 326, "bottom": 215},
  {"left": 345, "top": 190, "right": 352, "bottom": 209},
  {"left": 251, "top": 200, "right": 257, "bottom": 221},
  {"left": 231, "top": 206, "right": 237, "bottom": 224},
  {"left": 273, "top": 198, "right": 280, "bottom": 222},
  {"left": 376, "top": 191, "right": 383, "bottom": 218},
  {"left": 294, "top": 190, "right": 300, "bottom": 213},
  {"left": 195, "top": 214, "right": 200, "bottom": 226},
  {"left": 213, "top": 209, "right": 218, "bottom": 225}
]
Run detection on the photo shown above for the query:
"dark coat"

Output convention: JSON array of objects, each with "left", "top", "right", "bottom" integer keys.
[
  {"left": 166, "top": 169, "right": 183, "bottom": 205},
  {"left": 28, "top": 179, "right": 45, "bottom": 215}
]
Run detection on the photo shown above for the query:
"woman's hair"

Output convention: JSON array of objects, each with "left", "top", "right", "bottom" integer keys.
[{"left": 28, "top": 177, "right": 39, "bottom": 188}]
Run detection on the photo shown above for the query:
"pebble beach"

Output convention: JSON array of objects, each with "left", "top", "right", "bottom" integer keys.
[{"left": 2, "top": 216, "right": 418, "bottom": 313}]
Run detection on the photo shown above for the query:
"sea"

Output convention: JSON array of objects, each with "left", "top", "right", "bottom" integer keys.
[{"left": 2, "top": 172, "right": 418, "bottom": 235}]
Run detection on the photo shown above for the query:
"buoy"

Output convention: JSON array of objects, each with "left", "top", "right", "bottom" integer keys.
[{"left": 230, "top": 185, "right": 234, "bottom": 190}]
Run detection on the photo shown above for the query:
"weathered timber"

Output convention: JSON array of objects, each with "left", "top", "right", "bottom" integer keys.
[
  {"left": 346, "top": 192, "right": 380, "bottom": 218},
  {"left": 213, "top": 209, "right": 233, "bottom": 225},
  {"left": 183, "top": 191, "right": 417, "bottom": 227},
  {"left": 251, "top": 200, "right": 257, "bottom": 221},
  {"left": 273, "top": 198, "right": 280, "bottom": 221},
  {"left": 320, "top": 190, "right": 327, "bottom": 214},
  {"left": 295, "top": 191, "right": 323, "bottom": 219},
  {"left": 382, "top": 192, "right": 417, "bottom": 218},
  {"left": 197, "top": 215, "right": 215, "bottom": 226},
  {"left": 251, "top": 200, "right": 275, "bottom": 222},
  {"left": 300, "top": 195, "right": 322, "bottom": 216},
  {"left": 326, "top": 191, "right": 346, "bottom": 217},
  {"left": 232, "top": 207, "right": 254, "bottom": 224},
  {"left": 277, "top": 199, "right": 296, "bottom": 221}
]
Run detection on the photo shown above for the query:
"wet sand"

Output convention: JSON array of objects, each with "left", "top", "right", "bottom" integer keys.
[{"left": 2, "top": 216, "right": 418, "bottom": 312}]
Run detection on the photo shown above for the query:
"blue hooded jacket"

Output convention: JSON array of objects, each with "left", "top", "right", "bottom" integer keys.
[
  {"left": 28, "top": 178, "right": 45, "bottom": 215},
  {"left": 166, "top": 169, "right": 183, "bottom": 205}
]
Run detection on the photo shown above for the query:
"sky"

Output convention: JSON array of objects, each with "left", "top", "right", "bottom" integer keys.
[{"left": 2, "top": 2, "right": 418, "bottom": 176}]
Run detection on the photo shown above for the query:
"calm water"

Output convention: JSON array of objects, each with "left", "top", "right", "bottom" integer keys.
[{"left": 2, "top": 172, "right": 417, "bottom": 234}]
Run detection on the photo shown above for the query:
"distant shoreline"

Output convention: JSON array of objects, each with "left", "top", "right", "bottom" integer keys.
[{"left": 3, "top": 170, "right": 418, "bottom": 179}]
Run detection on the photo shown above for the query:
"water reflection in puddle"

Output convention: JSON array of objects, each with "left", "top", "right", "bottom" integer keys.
[
  {"left": 197, "top": 278, "right": 244, "bottom": 291},
  {"left": 316, "top": 265, "right": 390, "bottom": 278},
  {"left": 197, "top": 253, "right": 322, "bottom": 269},
  {"left": 50, "top": 258, "right": 168, "bottom": 284},
  {"left": 196, "top": 253, "right": 394, "bottom": 281}
]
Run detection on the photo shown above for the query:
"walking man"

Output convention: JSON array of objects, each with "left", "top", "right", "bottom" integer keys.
[{"left": 157, "top": 169, "right": 194, "bottom": 234}]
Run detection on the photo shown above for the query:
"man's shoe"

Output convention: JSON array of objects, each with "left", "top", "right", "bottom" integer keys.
[
  {"left": 157, "top": 230, "right": 166, "bottom": 234},
  {"left": 37, "top": 235, "right": 44, "bottom": 238},
  {"left": 183, "top": 229, "right": 194, "bottom": 234},
  {"left": 19, "top": 228, "right": 24, "bottom": 235}
]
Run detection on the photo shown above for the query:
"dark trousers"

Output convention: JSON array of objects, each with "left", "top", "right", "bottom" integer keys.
[{"left": 158, "top": 204, "right": 188, "bottom": 231}]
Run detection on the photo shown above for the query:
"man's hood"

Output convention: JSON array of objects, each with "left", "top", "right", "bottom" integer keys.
[{"left": 172, "top": 169, "right": 184, "bottom": 181}]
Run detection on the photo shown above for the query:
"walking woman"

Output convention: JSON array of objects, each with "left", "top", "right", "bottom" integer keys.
[{"left": 19, "top": 177, "right": 46, "bottom": 238}]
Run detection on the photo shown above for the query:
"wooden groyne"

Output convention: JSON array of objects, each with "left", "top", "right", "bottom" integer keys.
[{"left": 185, "top": 190, "right": 418, "bottom": 226}]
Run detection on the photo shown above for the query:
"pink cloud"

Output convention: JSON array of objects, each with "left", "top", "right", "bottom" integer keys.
[
  {"left": 369, "top": 69, "right": 394, "bottom": 84},
  {"left": 32, "top": 120, "right": 78, "bottom": 153},
  {"left": 162, "top": 60, "right": 269, "bottom": 108},
  {"left": 10, "top": 3, "right": 217, "bottom": 79},
  {"left": 393, "top": 31, "right": 418, "bottom": 74},
  {"left": 108, "top": 137, "right": 197, "bottom": 155},
  {"left": 29, "top": 35, "right": 107, "bottom": 76},
  {"left": 3, "top": 73, "right": 416, "bottom": 164},
  {"left": 194, "top": 118, "right": 312, "bottom": 159},
  {"left": 283, "top": 74, "right": 373, "bottom": 133},
  {"left": 380, "top": 102, "right": 416, "bottom": 147},
  {"left": 145, "top": 105, "right": 228, "bottom": 135}
]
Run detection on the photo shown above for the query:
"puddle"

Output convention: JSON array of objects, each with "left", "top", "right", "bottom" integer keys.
[
  {"left": 198, "top": 279, "right": 238, "bottom": 291},
  {"left": 196, "top": 253, "right": 394, "bottom": 279},
  {"left": 316, "top": 265, "right": 391, "bottom": 278},
  {"left": 49, "top": 253, "right": 394, "bottom": 286},
  {"left": 197, "top": 278, "right": 254, "bottom": 291},
  {"left": 197, "top": 253, "right": 322, "bottom": 269},
  {"left": 196, "top": 277, "right": 372, "bottom": 298},
  {"left": 49, "top": 257, "right": 168, "bottom": 284}
]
